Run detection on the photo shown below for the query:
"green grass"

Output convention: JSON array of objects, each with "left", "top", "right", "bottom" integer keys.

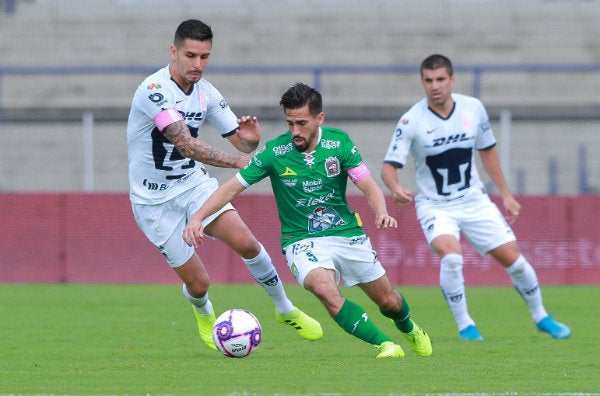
[{"left": 1, "top": 284, "right": 598, "bottom": 395}]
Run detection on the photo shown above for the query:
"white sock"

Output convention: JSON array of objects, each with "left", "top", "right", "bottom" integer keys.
[
  {"left": 506, "top": 255, "right": 548, "bottom": 323},
  {"left": 182, "top": 284, "right": 213, "bottom": 315},
  {"left": 440, "top": 253, "right": 475, "bottom": 331},
  {"left": 243, "top": 243, "right": 294, "bottom": 314}
]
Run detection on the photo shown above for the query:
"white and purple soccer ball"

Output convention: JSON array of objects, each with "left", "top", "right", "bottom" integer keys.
[{"left": 212, "top": 309, "right": 262, "bottom": 358}]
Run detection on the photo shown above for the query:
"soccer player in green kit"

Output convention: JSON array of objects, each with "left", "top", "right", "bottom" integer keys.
[{"left": 183, "top": 82, "right": 432, "bottom": 358}]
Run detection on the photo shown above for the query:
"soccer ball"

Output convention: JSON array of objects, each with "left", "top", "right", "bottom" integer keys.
[{"left": 212, "top": 308, "right": 262, "bottom": 358}]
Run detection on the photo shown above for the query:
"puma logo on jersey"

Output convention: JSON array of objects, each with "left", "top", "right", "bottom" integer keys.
[{"left": 279, "top": 167, "right": 297, "bottom": 176}]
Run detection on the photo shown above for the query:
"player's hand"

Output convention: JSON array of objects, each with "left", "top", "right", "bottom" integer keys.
[
  {"left": 503, "top": 194, "right": 521, "bottom": 225},
  {"left": 375, "top": 213, "right": 398, "bottom": 229},
  {"left": 183, "top": 215, "right": 205, "bottom": 248},
  {"left": 237, "top": 115, "right": 261, "bottom": 146},
  {"left": 391, "top": 186, "right": 414, "bottom": 206}
]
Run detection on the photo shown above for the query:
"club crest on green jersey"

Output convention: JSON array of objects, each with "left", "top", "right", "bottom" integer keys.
[{"left": 325, "top": 157, "right": 340, "bottom": 177}]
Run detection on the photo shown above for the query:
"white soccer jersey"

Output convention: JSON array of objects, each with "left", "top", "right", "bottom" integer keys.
[
  {"left": 127, "top": 65, "right": 239, "bottom": 204},
  {"left": 383, "top": 93, "right": 496, "bottom": 202}
]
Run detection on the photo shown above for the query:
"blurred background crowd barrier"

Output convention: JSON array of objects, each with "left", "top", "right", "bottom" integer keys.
[{"left": 2, "top": 193, "right": 599, "bottom": 285}]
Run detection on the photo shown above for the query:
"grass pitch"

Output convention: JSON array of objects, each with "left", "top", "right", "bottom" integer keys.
[{"left": 1, "top": 284, "right": 598, "bottom": 396}]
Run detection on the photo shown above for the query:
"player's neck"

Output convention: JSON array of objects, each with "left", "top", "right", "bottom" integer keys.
[
  {"left": 428, "top": 99, "right": 455, "bottom": 119},
  {"left": 168, "top": 64, "right": 192, "bottom": 92}
]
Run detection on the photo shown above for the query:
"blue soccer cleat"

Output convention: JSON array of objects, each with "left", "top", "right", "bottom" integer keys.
[
  {"left": 536, "top": 315, "right": 571, "bottom": 339},
  {"left": 459, "top": 324, "right": 484, "bottom": 341}
]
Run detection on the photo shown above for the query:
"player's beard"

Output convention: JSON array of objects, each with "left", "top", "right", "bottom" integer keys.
[
  {"left": 186, "top": 72, "right": 202, "bottom": 85},
  {"left": 293, "top": 136, "right": 308, "bottom": 152},
  {"left": 179, "top": 65, "right": 203, "bottom": 85}
]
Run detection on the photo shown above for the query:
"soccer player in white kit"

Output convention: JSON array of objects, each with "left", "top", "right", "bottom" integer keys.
[
  {"left": 127, "top": 19, "right": 322, "bottom": 352},
  {"left": 381, "top": 54, "right": 570, "bottom": 340}
]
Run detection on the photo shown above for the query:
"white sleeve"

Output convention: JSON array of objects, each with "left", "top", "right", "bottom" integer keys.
[
  {"left": 205, "top": 83, "right": 240, "bottom": 137},
  {"left": 383, "top": 116, "right": 411, "bottom": 168},
  {"left": 473, "top": 100, "right": 496, "bottom": 150},
  {"left": 132, "top": 78, "right": 177, "bottom": 122}
]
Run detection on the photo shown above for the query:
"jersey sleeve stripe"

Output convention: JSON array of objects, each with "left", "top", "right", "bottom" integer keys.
[
  {"left": 221, "top": 127, "right": 239, "bottom": 138},
  {"left": 383, "top": 160, "right": 404, "bottom": 169},
  {"left": 235, "top": 172, "right": 251, "bottom": 188},
  {"left": 477, "top": 142, "right": 497, "bottom": 151}
]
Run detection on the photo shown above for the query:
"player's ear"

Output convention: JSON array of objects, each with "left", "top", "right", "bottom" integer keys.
[{"left": 316, "top": 112, "right": 325, "bottom": 126}]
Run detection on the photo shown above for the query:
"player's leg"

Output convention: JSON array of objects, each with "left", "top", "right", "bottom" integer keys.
[
  {"left": 204, "top": 209, "right": 293, "bottom": 312},
  {"left": 187, "top": 180, "right": 291, "bottom": 312},
  {"left": 285, "top": 238, "right": 400, "bottom": 357},
  {"left": 132, "top": 201, "right": 217, "bottom": 351},
  {"left": 489, "top": 241, "right": 546, "bottom": 319},
  {"left": 188, "top": 182, "right": 294, "bottom": 314},
  {"left": 489, "top": 242, "right": 571, "bottom": 339},
  {"left": 173, "top": 252, "right": 218, "bottom": 351},
  {"left": 336, "top": 235, "right": 431, "bottom": 356},
  {"left": 205, "top": 209, "right": 322, "bottom": 340},
  {"left": 464, "top": 196, "right": 570, "bottom": 339},
  {"left": 306, "top": 267, "right": 403, "bottom": 358},
  {"left": 417, "top": 203, "right": 481, "bottom": 340},
  {"left": 358, "top": 274, "right": 432, "bottom": 356},
  {"left": 431, "top": 235, "right": 481, "bottom": 340}
]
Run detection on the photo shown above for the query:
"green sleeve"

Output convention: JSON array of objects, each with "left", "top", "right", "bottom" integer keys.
[{"left": 239, "top": 146, "right": 271, "bottom": 185}]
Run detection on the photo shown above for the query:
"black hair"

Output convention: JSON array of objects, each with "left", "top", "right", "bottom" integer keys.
[
  {"left": 279, "top": 82, "right": 322, "bottom": 115},
  {"left": 420, "top": 54, "right": 454, "bottom": 77},
  {"left": 174, "top": 19, "right": 213, "bottom": 47}
]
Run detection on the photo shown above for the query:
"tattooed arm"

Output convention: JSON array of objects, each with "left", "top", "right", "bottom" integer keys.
[{"left": 163, "top": 120, "right": 250, "bottom": 169}]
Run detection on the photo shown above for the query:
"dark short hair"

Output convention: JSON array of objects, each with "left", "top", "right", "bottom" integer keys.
[
  {"left": 420, "top": 54, "right": 453, "bottom": 77},
  {"left": 174, "top": 19, "right": 213, "bottom": 47},
  {"left": 279, "top": 82, "right": 322, "bottom": 115}
]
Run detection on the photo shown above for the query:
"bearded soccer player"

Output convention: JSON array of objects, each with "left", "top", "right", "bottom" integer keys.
[{"left": 183, "top": 82, "right": 433, "bottom": 358}]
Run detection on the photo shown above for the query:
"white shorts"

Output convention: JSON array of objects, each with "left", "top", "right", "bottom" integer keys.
[
  {"left": 131, "top": 177, "right": 234, "bottom": 267},
  {"left": 415, "top": 191, "right": 516, "bottom": 256},
  {"left": 283, "top": 235, "right": 386, "bottom": 287}
]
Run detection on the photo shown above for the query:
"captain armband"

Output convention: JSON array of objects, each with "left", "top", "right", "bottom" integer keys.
[
  {"left": 153, "top": 108, "right": 183, "bottom": 132},
  {"left": 347, "top": 162, "right": 371, "bottom": 184}
]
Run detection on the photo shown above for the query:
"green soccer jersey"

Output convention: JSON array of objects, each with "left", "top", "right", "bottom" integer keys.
[{"left": 238, "top": 127, "right": 367, "bottom": 248}]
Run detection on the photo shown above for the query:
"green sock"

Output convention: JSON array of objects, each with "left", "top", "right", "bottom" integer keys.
[
  {"left": 380, "top": 293, "right": 414, "bottom": 333},
  {"left": 334, "top": 299, "right": 391, "bottom": 345}
]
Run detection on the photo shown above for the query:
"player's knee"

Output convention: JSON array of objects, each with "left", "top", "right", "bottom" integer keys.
[
  {"left": 236, "top": 239, "right": 262, "bottom": 259},
  {"left": 306, "top": 278, "right": 341, "bottom": 310},
  {"left": 184, "top": 280, "right": 209, "bottom": 298},
  {"left": 308, "top": 282, "right": 333, "bottom": 301},
  {"left": 440, "top": 253, "right": 463, "bottom": 272},
  {"left": 378, "top": 292, "right": 403, "bottom": 314}
]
